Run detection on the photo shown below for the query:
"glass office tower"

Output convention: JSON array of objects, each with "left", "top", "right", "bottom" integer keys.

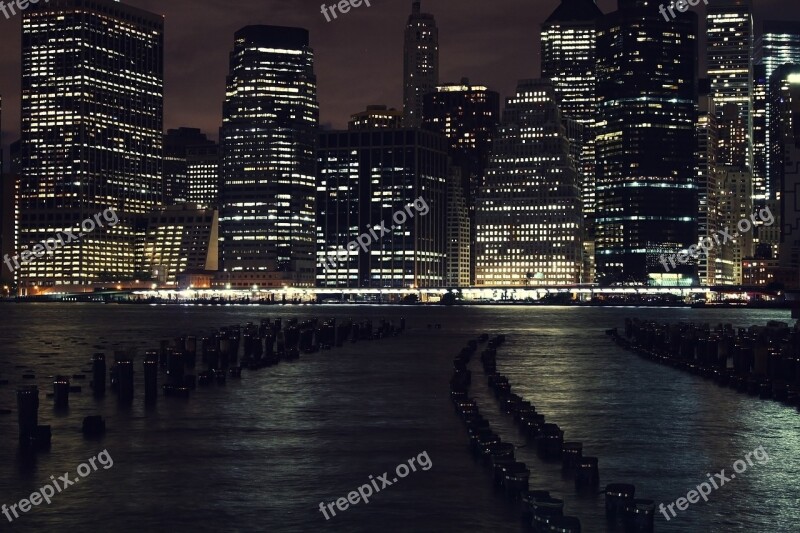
[{"left": 19, "top": 0, "right": 163, "bottom": 290}]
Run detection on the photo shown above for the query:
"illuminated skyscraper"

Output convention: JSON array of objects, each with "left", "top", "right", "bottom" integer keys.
[
  {"left": 163, "top": 128, "right": 215, "bottom": 206},
  {"left": 772, "top": 67, "right": 800, "bottom": 287},
  {"left": 595, "top": 0, "right": 698, "bottom": 284},
  {"left": 317, "top": 126, "right": 447, "bottom": 288},
  {"left": 697, "top": 94, "right": 720, "bottom": 286},
  {"left": 403, "top": 1, "right": 438, "bottom": 127},
  {"left": 757, "top": 21, "right": 800, "bottom": 83},
  {"left": 475, "top": 79, "right": 583, "bottom": 287},
  {"left": 752, "top": 64, "right": 768, "bottom": 206},
  {"left": 19, "top": 0, "right": 163, "bottom": 289},
  {"left": 186, "top": 144, "right": 220, "bottom": 209},
  {"left": 220, "top": 26, "right": 318, "bottom": 288},
  {"left": 716, "top": 168, "right": 753, "bottom": 284},
  {"left": 422, "top": 79, "right": 500, "bottom": 284},
  {"left": 707, "top": 0, "right": 753, "bottom": 173},
  {"left": 541, "top": 0, "right": 602, "bottom": 231},
  {"left": 756, "top": 21, "right": 800, "bottom": 201}
]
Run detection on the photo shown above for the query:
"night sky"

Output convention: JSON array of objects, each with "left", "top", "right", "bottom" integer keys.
[{"left": 0, "top": 0, "right": 796, "bottom": 164}]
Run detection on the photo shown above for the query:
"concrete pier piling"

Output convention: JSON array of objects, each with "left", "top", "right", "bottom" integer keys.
[
  {"left": 53, "top": 376, "right": 70, "bottom": 408},
  {"left": 17, "top": 386, "right": 39, "bottom": 445},
  {"left": 574, "top": 456, "right": 599, "bottom": 491},
  {"left": 92, "top": 353, "right": 106, "bottom": 397},
  {"left": 144, "top": 351, "right": 158, "bottom": 404},
  {"left": 605, "top": 483, "right": 636, "bottom": 523},
  {"left": 82, "top": 415, "right": 106, "bottom": 437},
  {"left": 610, "top": 318, "right": 800, "bottom": 408},
  {"left": 115, "top": 354, "right": 134, "bottom": 404}
]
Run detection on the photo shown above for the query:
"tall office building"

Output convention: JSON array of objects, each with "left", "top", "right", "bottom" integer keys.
[
  {"left": 403, "top": 1, "right": 438, "bottom": 127},
  {"left": 541, "top": 0, "right": 602, "bottom": 230},
  {"left": 220, "top": 26, "right": 318, "bottom": 288},
  {"left": 422, "top": 80, "right": 500, "bottom": 199},
  {"left": 756, "top": 21, "right": 800, "bottom": 201},
  {"left": 769, "top": 64, "right": 800, "bottom": 204},
  {"left": 186, "top": 144, "right": 220, "bottom": 208},
  {"left": 595, "top": 0, "right": 698, "bottom": 284},
  {"left": 771, "top": 64, "right": 800, "bottom": 286},
  {"left": 422, "top": 79, "right": 500, "bottom": 284},
  {"left": 163, "top": 128, "right": 215, "bottom": 206},
  {"left": 445, "top": 166, "right": 470, "bottom": 288},
  {"left": 707, "top": 0, "right": 754, "bottom": 174},
  {"left": 475, "top": 79, "right": 583, "bottom": 286},
  {"left": 716, "top": 168, "right": 753, "bottom": 285},
  {"left": 697, "top": 95, "right": 720, "bottom": 286},
  {"left": 757, "top": 21, "right": 800, "bottom": 83},
  {"left": 317, "top": 126, "right": 447, "bottom": 288},
  {"left": 752, "top": 64, "right": 768, "bottom": 207},
  {"left": 19, "top": 0, "right": 163, "bottom": 290}
]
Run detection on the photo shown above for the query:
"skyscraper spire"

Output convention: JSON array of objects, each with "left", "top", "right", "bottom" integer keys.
[{"left": 403, "top": 1, "right": 438, "bottom": 127}]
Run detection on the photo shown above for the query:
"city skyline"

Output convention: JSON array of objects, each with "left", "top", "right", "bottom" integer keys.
[
  {"left": 0, "top": 0, "right": 796, "bottom": 164},
  {"left": 3, "top": 0, "right": 800, "bottom": 291}
]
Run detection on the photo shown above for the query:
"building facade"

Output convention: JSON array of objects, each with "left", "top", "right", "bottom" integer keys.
[
  {"left": 422, "top": 79, "right": 500, "bottom": 284},
  {"left": 707, "top": 0, "right": 754, "bottom": 174},
  {"left": 164, "top": 128, "right": 215, "bottom": 206},
  {"left": 595, "top": 0, "right": 698, "bottom": 284},
  {"left": 317, "top": 127, "right": 447, "bottom": 288},
  {"left": 186, "top": 144, "right": 220, "bottom": 208},
  {"left": 220, "top": 25, "right": 318, "bottom": 288},
  {"left": 757, "top": 21, "right": 800, "bottom": 203},
  {"left": 716, "top": 168, "right": 754, "bottom": 284},
  {"left": 143, "top": 204, "right": 218, "bottom": 286},
  {"left": 697, "top": 95, "right": 720, "bottom": 286},
  {"left": 475, "top": 80, "right": 583, "bottom": 287},
  {"left": 541, "top": 0, "right": 602, "bottom": 236},
  {"left": 19, "top": 0, "right": 163, "bottom": 290}
]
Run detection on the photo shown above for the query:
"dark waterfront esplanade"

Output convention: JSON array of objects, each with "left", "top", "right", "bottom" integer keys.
[
  {"left": 220, "top": 26, "right": 319, "bottom": 290},
  {"left": 595, "top": 0, "right": 699, "bottom": 284}
]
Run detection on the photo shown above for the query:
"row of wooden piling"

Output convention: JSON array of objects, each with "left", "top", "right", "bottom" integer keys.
[
  {"left": 609, "top": 318, "right": 800, "bottom": 409},
  {"left": 450, "top": 335, "right": 588, "bottom": 532},
  {"left": 452, "top": 335, "right": 657, "bottom": 532},
  {"left": 10, "top": 316, "right": 406, "bottom": 452}
]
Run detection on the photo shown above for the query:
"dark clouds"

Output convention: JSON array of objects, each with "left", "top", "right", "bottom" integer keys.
[{"left": 0, "top": 0, "right": 797, "bottom": 161}]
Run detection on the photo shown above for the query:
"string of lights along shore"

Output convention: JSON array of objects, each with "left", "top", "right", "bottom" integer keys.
[{"left": 2, "top": 0, "right": 800, "bottom": 296}]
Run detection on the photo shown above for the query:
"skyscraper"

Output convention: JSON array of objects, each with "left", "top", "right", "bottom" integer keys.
[
  {"left": 595, "top": 0, "right": 698, "bottom": 284},
  {"left": 163, "top": 128, "right": 215, "bottom": 206},
  {"left": 541, "top": 0, "right": 602, "bottom": 232},
  {"left": 757, "top": 21, "right": 800, "bottom": 83},
  {"left": 220, "top": 26, "right": 318, "bottom": 288},
  {"left": 403, "top": 1, "right": 438, "bottom": 128},
  {"left": 19, "top": 0, "right": 163, "bottom": 290},
  {"left": 422, "top": 80, "right": 499, "bottom": 199},
  {"left": 707, "top": 0, "right": 754, "bottom": 173},
  {"left": 770, "top": 64, "right": 800, "bottom": 284},
  {"left": 697, "top": 94, "right": 720, "bottom": 286},
  {"left": 422, "top": 79, "right": 500, "bottom": 284},
  {"left": 716, "top": 168, "right": 753, "bottom": 284},
  {"left": 475, "top": 80, "right": 583, "bottom": 287},
  {"left": 756, "top": 21, "right": 800, "bottom": 201},
  {"left": 317, "top": 125, "right": 447, "bottom": 288},
  {"left": 186, "top": 144, "right": 220, "bottom": 209},
  {"left": 752, "top": 64, "right": 769, "bottom": 206}
]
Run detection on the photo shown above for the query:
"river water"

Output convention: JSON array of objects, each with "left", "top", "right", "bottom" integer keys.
[{"left": 0, "top": 304, "right": 797, "bottom": 532}]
